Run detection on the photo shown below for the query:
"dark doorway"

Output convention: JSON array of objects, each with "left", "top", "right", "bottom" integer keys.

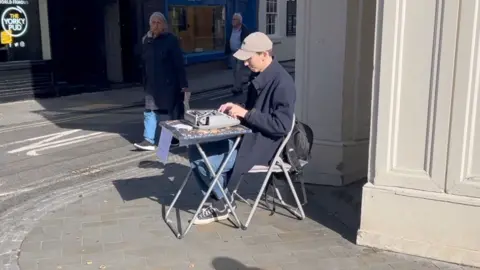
[
  {"left": 119, "top": 0, "right": 140, "bottom": 83},
  {"left": 48, "top": 0, "right": 108, "bottom": 92}
]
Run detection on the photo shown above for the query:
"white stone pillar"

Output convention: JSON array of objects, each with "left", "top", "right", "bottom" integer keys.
[
  {"left": 295, "top": 0, "right": 376, "bottom": 186},
  {"left": 357, "top": 0, "right": 480, "bottom": 267}
]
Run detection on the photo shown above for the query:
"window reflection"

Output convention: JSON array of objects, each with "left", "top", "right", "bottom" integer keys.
[{"left": 168, "top": 5, "right": 225, "bottom": 54}]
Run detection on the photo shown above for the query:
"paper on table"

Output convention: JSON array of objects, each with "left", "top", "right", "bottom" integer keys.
[
  {"left": 172, "top": 123, "right": 193, "bottom": 131},
  {"left": 156, "top": 128, "right": 173, "bottom": 163}
]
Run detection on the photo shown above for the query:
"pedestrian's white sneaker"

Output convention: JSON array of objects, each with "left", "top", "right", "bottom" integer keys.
[{"left": 134, "top": 140, "right": 156, "bottom": 151}]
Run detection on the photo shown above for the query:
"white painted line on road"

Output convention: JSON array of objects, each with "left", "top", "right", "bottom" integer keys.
[
  {"left": 8, "top": 129, "right": 81, "bottom": 154},
  {"left": 7, "top": 129, "right": 83, "bottom": 154},
  {"left": 26, "top": 133, "right": 116, "bottom": 156},
  {"left": 6, "top": 130, "right": 119, "bottom": 156},
  {"left": 0, "top": 129, "right": 81, "bottom": 148}
]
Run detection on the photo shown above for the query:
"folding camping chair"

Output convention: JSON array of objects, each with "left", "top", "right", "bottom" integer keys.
[{"left": 231, "top": 115, "right": 306, "bottom": 230}]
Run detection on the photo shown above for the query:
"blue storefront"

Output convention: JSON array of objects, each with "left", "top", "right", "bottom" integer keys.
[{"left": 164, "top": 0, "right": 257, "bottom": 64}]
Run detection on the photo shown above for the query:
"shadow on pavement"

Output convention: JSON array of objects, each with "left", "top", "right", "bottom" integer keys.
[
  {"left": 11, "top": 61, "right": 241, "bottom": 140},
  {"left": 111, "top": 149, "right": 364, "bottom": 245},
  {"left": 54, "top": 106, "right": 144, "bottom": 144},
  {"left": 4, "top": 61, "right": 296, "bottom": 144},
  {"left": 301, "top": 181, "right": 364, "bottom": 243},
  {"left": 112, "top": 161, "right": 192, "bottom": 205},
  {"left": 111, "top": 159, "right": 209, "bottom": 234},
  {"left": 211, "top": 257, "right": 262, "bottom": 270},
  {"left": 229, "top": 175, "right": 364, "bottom": 244}
]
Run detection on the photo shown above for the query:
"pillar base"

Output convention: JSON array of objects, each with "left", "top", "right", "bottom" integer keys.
[
  {"left": 357, "top": 183, "right": 480, "bottom": 268},
  {"left": 304, "top": 140, "right": 369, "bottom": 186}
]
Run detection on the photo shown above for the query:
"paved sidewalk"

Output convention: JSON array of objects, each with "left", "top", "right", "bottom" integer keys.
[
  {"left": 0, "top": 62, "right": 295, "bottom": 128},
  {"left": 14, "top": 154, "right": 477, "bottom": 270}
]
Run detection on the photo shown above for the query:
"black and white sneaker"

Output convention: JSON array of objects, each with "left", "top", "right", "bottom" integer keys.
[
  {"left": 203, "top": 192, "right": 237, "bottom": 210},
  {"left": 133, "top": 140, "right": 156, "bottom": 151},
  {"left": 193, "top": 205, "right": 229, "bottom": 225},
  {"left": 203, "top": 199, "right": 237, "bottom": 211}
]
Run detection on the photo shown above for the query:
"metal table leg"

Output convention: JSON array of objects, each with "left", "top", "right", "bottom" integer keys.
[{"left": 164, "top": 136, "right": 242, "bottom": 239}]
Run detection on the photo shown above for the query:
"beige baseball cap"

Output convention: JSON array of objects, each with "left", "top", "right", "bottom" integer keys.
[{"left": 233, "top": 32, "right": 273, "bottom": 61}]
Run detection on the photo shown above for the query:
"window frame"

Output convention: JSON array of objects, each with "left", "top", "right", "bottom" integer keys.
[{"left": 265, "top": 0, "right": 278, "bottom": 36}]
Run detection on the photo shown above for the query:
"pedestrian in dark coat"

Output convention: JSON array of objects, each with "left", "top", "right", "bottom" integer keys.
[{"left": 134, "top": 12, "right": 189, "bottom": 151}]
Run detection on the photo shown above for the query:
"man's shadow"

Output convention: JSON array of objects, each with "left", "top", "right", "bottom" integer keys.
[{"left": 212, "top": 257, "right": 262, "bottom": 270}]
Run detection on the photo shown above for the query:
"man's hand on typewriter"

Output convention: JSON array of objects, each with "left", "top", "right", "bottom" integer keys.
[{"left": 219, "top": 102, "right": 248, "bottom": 119}]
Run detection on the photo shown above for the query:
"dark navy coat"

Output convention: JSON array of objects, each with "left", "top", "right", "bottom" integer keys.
[
  {"left": 229, "top": 60, "right": 296, "bottom": 184},
  {"left": 142, "top": 32, "right": 188, "bottom": 112}
]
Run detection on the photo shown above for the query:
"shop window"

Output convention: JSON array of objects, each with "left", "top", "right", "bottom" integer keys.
[
  {"left": 168, "top": 5, "right": 225, "bottom": 54},
  {"left": 0, "top": 0, "right": 43, "bottom": 62},
  {"left": 286, "top": 0, "right": 296, "bottom": 36},
  {"left": 265, "top": 0, "right": 277, "bottom": 35}
]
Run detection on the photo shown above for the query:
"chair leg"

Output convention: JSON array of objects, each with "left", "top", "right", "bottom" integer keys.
[
  {"left": 273, "top": 186, "right": 303, "bottom": 219},
  {"left": 232, "top": 175, "right": 251, "bottom": 205},
  {"left": 234, "top": 174, "right": 279, "bottom": 210},
  {"left": 281, "top": 166, "right": 306, "bottom": 220},
  {"left": 242, "top": 170, "right": 275, "bottom": 230}
]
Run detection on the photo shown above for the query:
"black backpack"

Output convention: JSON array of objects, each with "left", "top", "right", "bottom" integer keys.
[
  {"left": 265, "top": 120, "right": 314, "bottom": 214},
  {"left": 282, "top": 120, "right": 314, "bottom": 173}
]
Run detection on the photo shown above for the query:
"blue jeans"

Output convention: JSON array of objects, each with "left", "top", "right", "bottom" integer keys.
[
  {"left": 143, "top": 110, "right": 171, "bottom": 144},
  {"left": 188, "top": 139, "right": 237, "bottom": 200}
]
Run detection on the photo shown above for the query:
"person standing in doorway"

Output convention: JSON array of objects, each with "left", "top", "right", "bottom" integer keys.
[
  {"left": 225, "top": 13, "right": 251, "bottom": 95},
  {"left": 134, "top": 12, "right": 189, "bottom": 151}
]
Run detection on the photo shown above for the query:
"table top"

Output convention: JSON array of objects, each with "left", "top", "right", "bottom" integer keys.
[{"left": 159, "top": 120, "right": 252, "bottom": 146}]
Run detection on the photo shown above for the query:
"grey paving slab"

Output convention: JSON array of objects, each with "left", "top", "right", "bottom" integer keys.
[{"left": 16, "top": 160, "right": 477, "bottom": 270}]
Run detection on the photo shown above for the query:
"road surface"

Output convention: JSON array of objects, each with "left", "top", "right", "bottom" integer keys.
[{"left": 0, "top": 88, "right": 246, "bottom": 267}]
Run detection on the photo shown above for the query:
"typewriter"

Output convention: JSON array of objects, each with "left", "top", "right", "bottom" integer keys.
[{"left": 184, "top": 109, "right": 240, "bottom": 129}]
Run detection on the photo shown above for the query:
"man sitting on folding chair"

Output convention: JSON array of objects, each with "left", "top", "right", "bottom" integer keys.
[{"left": 188, "top": 32, "right": 296, "bottom": 225}]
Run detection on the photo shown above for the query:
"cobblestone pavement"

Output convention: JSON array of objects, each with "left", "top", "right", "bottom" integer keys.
[{"left": 13, "top": 153, "right": 478, "bottom": 270}]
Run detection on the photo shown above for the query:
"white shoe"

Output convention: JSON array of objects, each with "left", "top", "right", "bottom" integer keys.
[{"left": 134, "top": 140, "right": 156, "bottom": 151}]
